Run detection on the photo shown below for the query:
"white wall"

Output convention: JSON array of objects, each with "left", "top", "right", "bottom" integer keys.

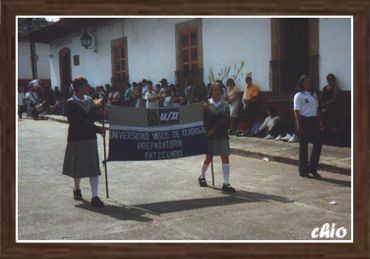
[
  {"left": 18, "top": 41, "right": 32, "bottom": 79},
  {"left": 49, "top": 18, "right": 271, "bottom": 90},
  {"left": 50, "top": 20, "right": 125, "bottom": 88},
  {"left": 49, "top": 18, "right": 193, "bottom": 88},
  {"left": 124, "top": 18, "right": 192, "bottom": 84},
  {"left": 203, "top": 18, "right": 271, "bottom": 91},
  {"left": 319, "top": 18, "right": 351, "bottom": 91},
  {"left": 35, "top": 43, "right": 50, "bottom": 79}
]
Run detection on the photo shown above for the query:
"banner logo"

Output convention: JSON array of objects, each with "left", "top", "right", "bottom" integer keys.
[{"left": 159, "top": 109, "right": 179, "bottom": 125}]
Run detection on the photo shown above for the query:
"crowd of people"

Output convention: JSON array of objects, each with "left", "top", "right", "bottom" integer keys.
[
  {"left": 229, "top": 74, "right": 349, "bottom": 148},
  {"left": 18, "top": 73, "right": 349, "bottom": 148}
]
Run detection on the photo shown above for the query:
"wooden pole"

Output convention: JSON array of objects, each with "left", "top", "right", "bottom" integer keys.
[
  {"left": 211, "top": 155, "right": 215, "bottom": 187},
  {"left": 209, "top": 140, "right": 215, "bottom": 187},
  {"left": 102, "top": 118, "right": 109, "bottom": 198}
]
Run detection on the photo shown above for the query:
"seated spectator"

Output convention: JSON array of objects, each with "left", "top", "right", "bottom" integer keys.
[{"left": 253, "top": 107, "right": 284, "bottom": 140}]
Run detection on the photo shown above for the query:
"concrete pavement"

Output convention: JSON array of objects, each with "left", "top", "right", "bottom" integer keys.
[{"left": 17, "top": 119, "right": 351, "bottom": 240}]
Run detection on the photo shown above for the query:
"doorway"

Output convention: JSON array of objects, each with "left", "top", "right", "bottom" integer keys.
[
  {"left": 59, "top": 48, "right": 72, "bottom": 98},
  {"left": 271, "top": 18, "right": 318, "bottom": 94},
  {"left": 280, "top": 18, "right": 309, "bottom": 93}
]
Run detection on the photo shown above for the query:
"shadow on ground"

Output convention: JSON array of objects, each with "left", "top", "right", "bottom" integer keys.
[
  {"left": 75, "top": 189, "right": 293, "bottom": 221},
  {"left": 311, "top": 176, "right": 351, "bottom": 188}
]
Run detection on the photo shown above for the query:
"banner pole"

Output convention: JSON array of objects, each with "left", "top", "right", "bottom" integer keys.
[{"left": 102, "top": 116, "right": 109, "bottom": 199}]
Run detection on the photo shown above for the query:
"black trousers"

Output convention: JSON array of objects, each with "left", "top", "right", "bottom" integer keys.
[
  {"left": 18, "top": 105, "right": 26, "bottom": 118},
  {"left": 298, "top": 116, "right": 323, "bottom": 175},
  {"left": 268, "top": 121, "right": 284, "bottom": 138}
]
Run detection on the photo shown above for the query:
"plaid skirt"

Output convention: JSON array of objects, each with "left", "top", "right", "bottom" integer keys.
[
  {"left": 207, "top": 138, "right": 230, "bottom": 156},
  {"left": 63, "top": 139, "right": 101, "bottom": 178}
]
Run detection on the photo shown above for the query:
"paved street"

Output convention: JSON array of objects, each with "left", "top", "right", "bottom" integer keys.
[{"left": 18, "top": 119, "right": 351, "bottom": 241}]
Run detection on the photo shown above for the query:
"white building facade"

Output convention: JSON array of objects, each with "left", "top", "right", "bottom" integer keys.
[
  {"left": 45, "top": 18, "right": 351, "bottom": 92},
  {"left": 29, "top": 17, "right": 352, "bottom": 119}
]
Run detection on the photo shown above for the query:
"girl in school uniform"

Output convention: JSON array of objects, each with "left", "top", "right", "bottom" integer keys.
[
  {"left": 199, "top": 82, "right": 236, "bottom": 193},
  {"left": 63, "top": 77, "right": 106, "bottom": 207}
]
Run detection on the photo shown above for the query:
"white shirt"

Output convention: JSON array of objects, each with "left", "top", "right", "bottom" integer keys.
[
  {"left": 259, "top": 115, "right": 281, "bottom": 131},
  {"left": 18, "top": 92, "right": 25, "bottom": 106},
  {"left": 145, "top": 91, "right": 159, "bottom": 108},
  {"left": 25, "top": 92, "right": 38, "bottom": 105},
  {"left": 163, "top": 96, "right": 172, "bottom": 107},
  {"left": 294, "top": 91, "right": 318, "bottom": 117}
]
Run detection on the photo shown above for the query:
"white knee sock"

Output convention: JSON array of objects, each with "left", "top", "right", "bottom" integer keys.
[
  {"left": 222, "top": 164, "right": 230, "bottom": 185},
  {"left": 74, "top": 178, "right": 81, "bottom": 191},
  {"left": 89, "top": 176, "right": 99, "bottom": 198},
  {"left": 200, "top": 161, "right": 209, "bottom": 178}
]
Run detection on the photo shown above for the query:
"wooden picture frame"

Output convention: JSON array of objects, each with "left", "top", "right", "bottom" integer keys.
[{"left": 1, "top": 0, "right": 369, "bottom": 258}]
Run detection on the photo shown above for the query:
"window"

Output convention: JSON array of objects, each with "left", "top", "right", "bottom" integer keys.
[
  {"left": 111, "top": 37, "right": 128, "bottom": 91},
  {"left": 175, "top": 19, "right": 203, "bottom": 87},
  {"left": 179, "top": 29, "right": 199, "bottom": 82}
]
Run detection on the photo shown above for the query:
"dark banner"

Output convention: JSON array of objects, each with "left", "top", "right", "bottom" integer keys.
[{"left": 107, "top": 103, "right": 208, "bottom": 161}]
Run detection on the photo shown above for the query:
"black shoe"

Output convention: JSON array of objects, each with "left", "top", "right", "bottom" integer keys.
[
  {"left": 309, "top": 171, "right": 322, "bottom": 178},
  {"left": 91, "top": 196, "right": 104, "bottom": 208},
  {"left": 73, "top": 189, "right": 83, "bottom": 200},
  {"left": 299, "top": 173, "right": 308, "bottom": 177},
  {"left": 222, "top": 183, "right": 236, "bottom": 193},
  {"left": 198, "top": 177, "right": 207, "bottom": 187}
]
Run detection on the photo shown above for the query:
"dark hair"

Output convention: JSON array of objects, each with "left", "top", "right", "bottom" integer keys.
[
  {"left": 72, "top": 77, "right": 88, "bottom": 93},
  {"left": 267, "top": 106, "right": 278, "bottom": 117},
  {"left": 208, "top": 82, "right": 224, "bottom": 98},
  {"left": 296, "top": 75, "right": 315, "bottom": 95},
  {"left": 147, "top": 80, "right": 153, "bottom": 86},
  {"left": 226, "top": 78, "right": 235, "bottom": 87},
  {"left": 326, "top": 73, "right": 337, "bottom": 85},
  {"left": 215, "top": 80, "right": 225, "bottom": 88},
  {"left": 246, "top": 76, "right": 252, "bottom": 83}
]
